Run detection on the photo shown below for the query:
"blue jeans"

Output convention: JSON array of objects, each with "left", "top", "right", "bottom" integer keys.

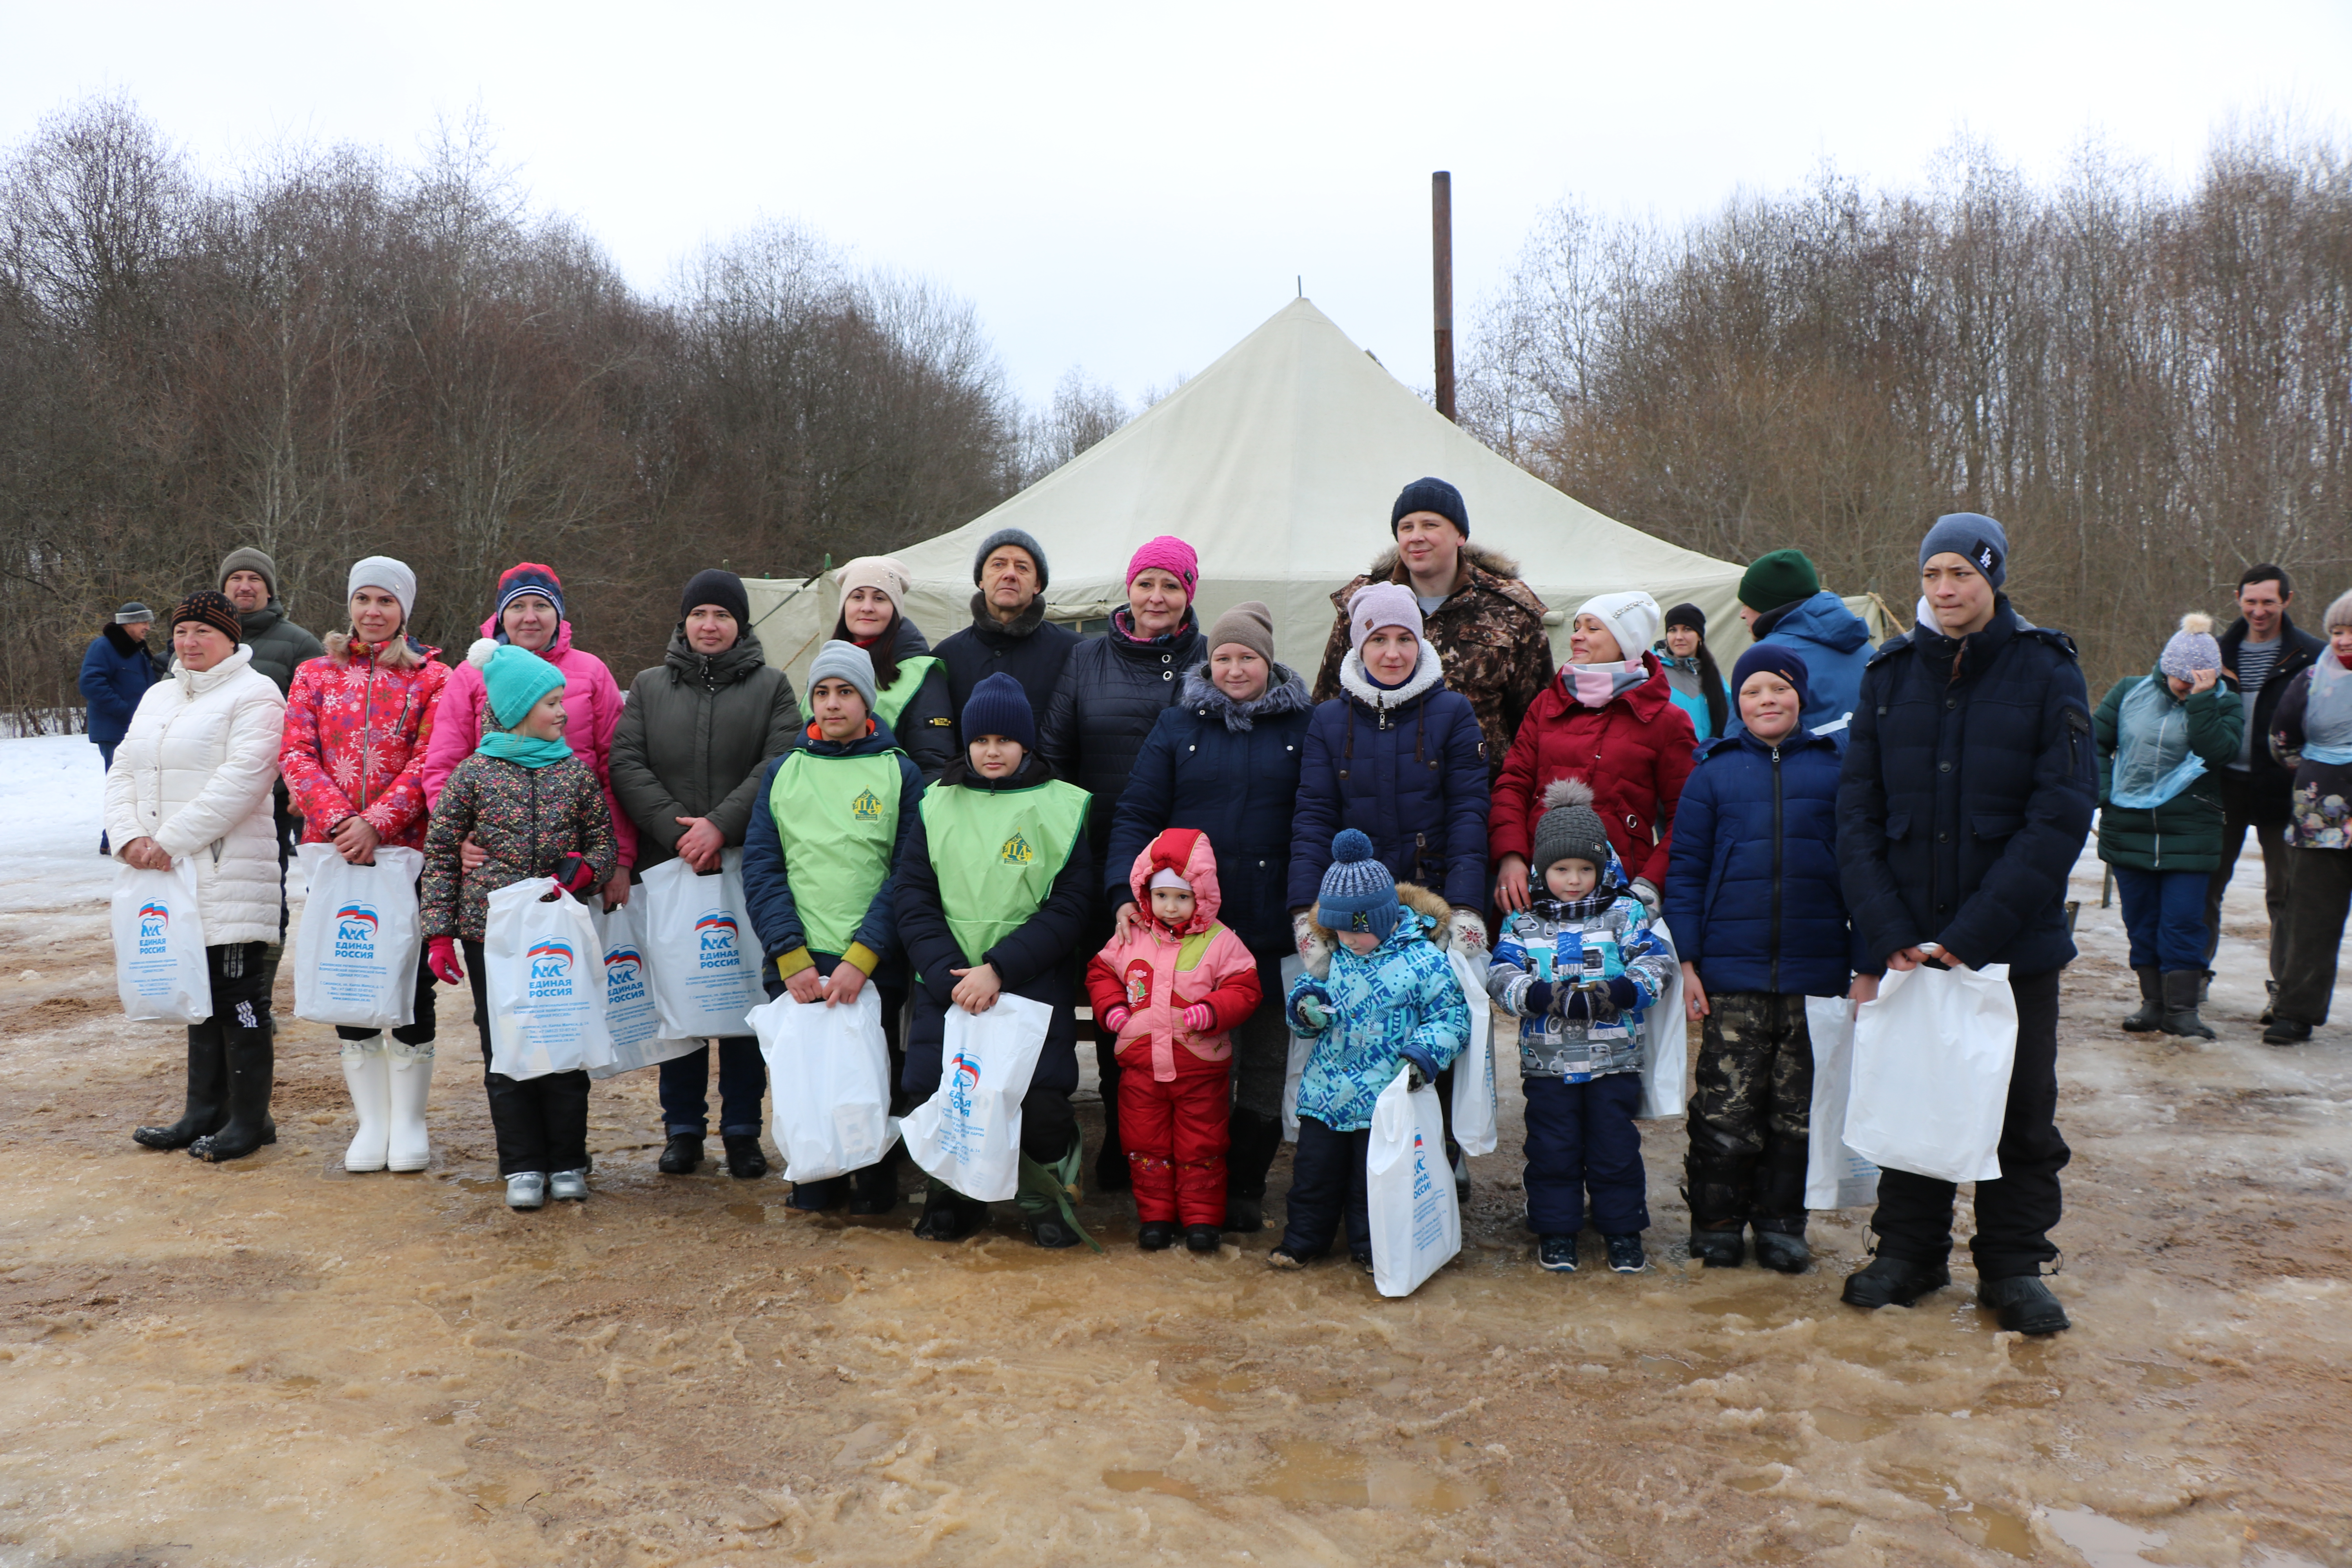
[
  {"left": 658, "top": 1038, "right": 765, "bottom": 1138},
  {"left": 1523, "top": 1072, "right": 1648, "bottom": 1237},
  {"left": 2111, "top": 865, "right": 2210, "bottom": 974},
  {"left": 1279, "top": 1116, "right": 1372, "bottom": 1261}
]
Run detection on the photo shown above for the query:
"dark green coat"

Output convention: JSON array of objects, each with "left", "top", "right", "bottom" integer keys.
[
  {"left": 235, "top": 600, "right": 326, "bottom": 695},
  {"left": 2093, "top": 669, "right": 2243, "bottom": 872},
  {"left": 609, "top": 628, "right": 802, "bottom": 873}
]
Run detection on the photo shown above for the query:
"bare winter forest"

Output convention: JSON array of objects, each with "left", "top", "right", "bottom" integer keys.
[{"left": 3, "top": 97, "right": 2348, "bottom": 716}]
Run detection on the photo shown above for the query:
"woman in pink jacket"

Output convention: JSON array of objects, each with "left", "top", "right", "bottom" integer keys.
[
  {"left": 1084, "top": 828, "right": 1262, "bottom": 1254},
  {"left": 421, "top": 562, "right": 635, "bottom": 906}
]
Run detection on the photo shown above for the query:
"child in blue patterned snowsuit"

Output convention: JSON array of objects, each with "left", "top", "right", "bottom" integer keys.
[
  {"left": 1488, "top": 779, "right": 1675, "bottom": 1274},
  {"left": 1270, "top": 829, "right": 1471, "bottom": 1272}
]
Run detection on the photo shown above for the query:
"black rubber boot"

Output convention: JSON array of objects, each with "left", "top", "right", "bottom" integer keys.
[
  {"left": 1223, "top": 1109, "right": 1283, "bottom": 1232},
  {"left": 135, "top": 1026, "right": 228, "bottom": 1150},
  {"left": 2160, "top": 970, "right": 2216, "bottom": 1041},
  {"left": 2120, "top": 967, "right": 2165, "bottom": 1032},
  {"left": 1840, "top": 1253, "right": 1950, "bottom": 1309},
  {"left": 1689, "top": 1225, "right": 1746, "bottom": 1267},
  {"left": 1138, "top": 1221, "right": 1176, "bottom": 1251},
  {"left": 1752, "top": 1229, "right": 1811, "bottom": 1274},
  {"left": 657, "top": 1134, "right": 702, "bottom": 1173},
  {"left": 913, "top": 1180, "right": 984, "bottom": 1241},
  {"left": 191, "top": 1025, "right": 275, "bottom": 1162},
  {"left": 1979, "top": 1274, "right": 2070, "bottom": 1334},
  {"left": 723, "top": 1134, "right": 769, "bottom": 1179},
  {"left": 1184, "top": 1224, "right": 1221, "bottom": 1253},
  {"left": 848, "top": 1153, "right": 900, "bottom": 1215}
]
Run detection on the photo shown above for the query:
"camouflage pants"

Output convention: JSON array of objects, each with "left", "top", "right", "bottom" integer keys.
[{"left": 1686, "top": 991, "right": 1814, "bottom": 1233}]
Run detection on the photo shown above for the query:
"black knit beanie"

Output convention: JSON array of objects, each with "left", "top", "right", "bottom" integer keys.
[
  {"left": 680, "top": 568, "right": 751, "bottom": 627},
  {"left": 1391, "top": 477, "right": 1468, "bottom": 537}
]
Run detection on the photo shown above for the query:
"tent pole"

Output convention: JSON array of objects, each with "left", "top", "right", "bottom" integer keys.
[{"left": 1432, "top": 170, "right": 1455, "bottom": 421}]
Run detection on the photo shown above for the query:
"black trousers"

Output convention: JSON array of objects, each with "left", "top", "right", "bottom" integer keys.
[
  {"left": 2276, "top": 847, "right": 2352, "bottom": 1025},
  {"left": 1686, "top": 991, "right": 1814, "bottom": 1232},
  {"left": 463, "top": 938, "right": 590, "bottom": 1176},
  {"left": 2204, "top": 771, "right": 2292, "bottom": 980},
  {"left": 1869, "top": 967, "right": 2069, "bottom": 1280},
  {"left": 334, "top": 947, "right": 439, "bottom": 1045},
  {"left": 1278, "top": 1116, "right": 1372, "bottom": 1261}
]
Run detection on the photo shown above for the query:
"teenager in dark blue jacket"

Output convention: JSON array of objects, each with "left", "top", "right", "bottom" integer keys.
[
  {"left": 1665, "top": 644, "right": 1856, "bottom": 1275},
  {"left": 1105, "top": 601, "right": 1313, "bottom": 1231},
  {"left": 1836, "top": 514, "right": 2095, "bottom": 1336}
]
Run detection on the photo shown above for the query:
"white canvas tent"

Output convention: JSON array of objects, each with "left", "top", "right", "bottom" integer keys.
[{"left": 745, "top": 298, "right": 1881, "bottom": 690}]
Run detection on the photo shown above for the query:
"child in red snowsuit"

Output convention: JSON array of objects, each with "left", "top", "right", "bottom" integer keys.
[{"left": 1086, "top": 828, "right": 1262, "bottom": 1254}]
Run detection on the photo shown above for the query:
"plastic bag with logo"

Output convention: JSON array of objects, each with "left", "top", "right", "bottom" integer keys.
[
  {"left": 1635, "top": 914, "right": 1688, "bottom": 1120},
  {"left": 895, "top": 991, "right": 1052, "bottom": 1203},
  {"left": 751, "top": 985, "right": 896, "bottom": 1182},
  {"left": 1278, "top": 955, "right": 1310, "bottom": 1142},
  {"left": 291, "top": 844, "right": 424, "bottom": 1030},
  {"left": 1365, "top": 1065, "right": 1461, "bottom": 1298},
  {"left": 482, "top": 877, "right": 615, "bottom": 1081},
  {"left": 634, "top": 849, "right": 763, "bottom": 1038},
  {"left": 1844, "top": 960, "right": 2016, "bottom": 1185},
  {"left": 111, "top": 860, "right": 211, "bottom": 1023},
  {"left": 585, "top": 902, "right": 701, "bottom": 1080},
  {"left": 1446, "top": 947, "right": 1499, "bottom": 1156},
  {"left": 1802, "top": 995, "right": 1880, "bottom": 1210}
]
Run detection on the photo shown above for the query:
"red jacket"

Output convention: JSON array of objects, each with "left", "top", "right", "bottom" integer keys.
[
  {"left": 1085, "top": 828, "right": 1262, "bottom": 1082},
  {"left": 1489, "top": 653, "right": 1696, "bottom": 890},
  {"left": 279, "top": 634, "right": 450, "bottom": 850}
]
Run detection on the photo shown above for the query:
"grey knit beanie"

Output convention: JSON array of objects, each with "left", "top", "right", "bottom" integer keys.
[
  {"left": 973, "top": 527, "right": 1049, "bottom": 590},
  {"left": 808, "top": 639, "right": 878, "bottom": 713},
  {"left": 2158, "top": 613, "right": 2220, "bottom": 682},
  {"left": 1532, "top": 778, "right": 1612, "bottom": 881}
]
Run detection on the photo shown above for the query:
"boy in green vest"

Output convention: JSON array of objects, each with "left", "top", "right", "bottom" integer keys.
[
  {"left": 742, "top": 641, "right": 926, "bottom": 1213},
  {"left": 894, "top": 673, "right": 1100, "bottom": 1247}
]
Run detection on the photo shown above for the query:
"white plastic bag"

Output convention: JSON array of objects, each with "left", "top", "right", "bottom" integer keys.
[
  {"left": 111, "top": 860, "right": 211, "bottom": 1022},
  {"left": 1446, "top": 948, "right": 1498, "bottom": 1157},
  {"left": 1278, "top": 955, "right": 1309, "bottom": 1142},
  {"left": 1366, "top": 1066, "right": 1461, "bottom": 1298},
  {"left": 896, "top": 991, "right": 1052, "bottom": 1203},
  {"left": 291, "top": 844, "right": 423, "bottom": 1029},
  {"left": 483, "top": 878, "right": 615, "bottom": 1081},
  {"left": 586, "top": 902, "right": 701, "bottom": 1080},
  {"left": 635, "top": 851, "right": 764, "bottom": 1039},
  {"left": 1803, "top": 995, "right": 1881, "bottom": 1210},
  {"left": 1844, "top": 962, "right": 2016, "bottom": 1184},
  {"left": 753, "top": 986, "right": 896, "bottom": 1181},
  {"left": 1636, "top": 914, "right": 1688, "bottom": 1120}
]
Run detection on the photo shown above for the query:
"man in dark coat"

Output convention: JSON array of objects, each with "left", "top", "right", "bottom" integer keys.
[
  {"left": 79, "top": 602, "right": 162, "bottom": 853},
  {"left": 933, "top": 528, "right": 1078, "bottom": 741},
  {"left": 1310, "top": 477, "right": 1552, "bottom": 779},
  {"left": 1837, "top": 514, "right": 2095, "bottom": 1336},
  {"left": 219, "top": 547, "right": 326, "bottom": 895},
  {"left": 2204, "top": 564, "right": 2323, "bottom": 1015}
]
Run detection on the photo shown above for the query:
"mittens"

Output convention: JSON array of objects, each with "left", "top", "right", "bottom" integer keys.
[
  {"left": 1399, "top": 1043, "right": 1440, "bottom": 1090},
  {"left": 427, "top": 935, "right": 465, "bottom": 987},
  {"left": 1521, "top": 980, "right": 1554, "bottom": 1018},
  {"left": 1181, "top": 1002, "right": 1215, "bottom": 1032},
  {"left": 1101, "top": 1005, "right": 1132, "bottom": 1035},
  {"left": 552, "top": 854, "right": 599, "bottom": 895}
]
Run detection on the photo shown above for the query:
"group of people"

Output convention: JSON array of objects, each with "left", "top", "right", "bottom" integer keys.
[{"left": 88, "top": 481, "right": 2336, "bottom": 1338}]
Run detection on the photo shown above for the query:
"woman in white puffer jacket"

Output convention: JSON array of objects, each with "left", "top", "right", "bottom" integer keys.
[{"left": 106, "top": 591, "right": 289, "bottom": 1161}]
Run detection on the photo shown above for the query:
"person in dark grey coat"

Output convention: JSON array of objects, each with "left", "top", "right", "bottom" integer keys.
[
  {"left": 220, "top": 546, "right": 325, "bottom": 956},
  {"left": 1040, "top": 534, "right": 1205, "bottom": 1191},
  {"left": 933, "top": 528, "right": 1079, "bottom": 737},
  {"left": 609, "top": 569, "right": 803, "bottom": 1179}
]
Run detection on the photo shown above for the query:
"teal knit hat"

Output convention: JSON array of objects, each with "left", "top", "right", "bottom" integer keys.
[{"left": 468, "top": 638, "right": 566, "bottom": 729}]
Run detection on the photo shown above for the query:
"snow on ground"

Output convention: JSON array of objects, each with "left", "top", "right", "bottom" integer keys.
[{"left": 0, "top": 736, "right": 118, "bottom": 913}]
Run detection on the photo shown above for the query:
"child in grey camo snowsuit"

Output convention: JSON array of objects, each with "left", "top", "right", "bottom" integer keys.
[{"left": 1486, "top": 779, "right": 1675, "bottom": 1275}]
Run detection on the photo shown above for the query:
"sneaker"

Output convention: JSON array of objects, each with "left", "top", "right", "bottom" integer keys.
[
  {"left": 1184, "top": 1225, "right": 1222, "bottom": 1253},
  {"left": 1978, "top": 1274, "right": 2070, "bottom": 1335},
  {"left": 1840, "top": 1254, "right": 1950, "bottom": 1308},
  {"left": 1688, "top": 1226, "right": 1746, "bottom": 1268},
  {"left": 1604, "top": 1234, "right": 1647, "bottom": 1274},
  {"left": 1138, "top": 1221, "right": 1176, "bottom": 1252},
  {"left": 1537, "top": 1234, "right": 1579, "bottom": 1272},
  {"left": 505, "top": 1172, "right": 547, "bottom": 1210},
  {"left": 1352, "top": 1251, "right": 1376, "bottom": 1274},
  {"left": 548, "top": 1168, "right": 588, "bottom": 1201}
]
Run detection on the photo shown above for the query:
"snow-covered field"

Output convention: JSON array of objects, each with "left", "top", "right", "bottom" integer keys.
[{"left": 0, "top": 736, "right": 2345, "bottom": 1566}]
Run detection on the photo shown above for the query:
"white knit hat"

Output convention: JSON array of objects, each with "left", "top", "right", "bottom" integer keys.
[
  {"left": 1573, "top": 590, "right": 1662, "bottom": 664},
  {"left": 348, "top": 556, "right": 417, "bottom": 626}
]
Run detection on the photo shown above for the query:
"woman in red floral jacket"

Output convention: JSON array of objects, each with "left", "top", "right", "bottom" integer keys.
[{"left": 279, "top": 556, "right": 451, "bottom": 1176}]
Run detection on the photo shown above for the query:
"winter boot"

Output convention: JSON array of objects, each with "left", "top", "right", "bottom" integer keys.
[
  {"left": 1978, "top": 1275, "right": 2069, "bottom": 1334},
  {"left": 387, "top": 1040, "right": 436, "bottom": 1171},
  {"left": 338, "top": 1035, "right": 392, "bottom": 1171},
  {"left": 1017, "top": 1134, "right": 1102, "bottom": 1252},
  {"left": 1222, "top": 1109, "right": 1283, "bottom": 1233},
  {"left": 1840, "top": 1253, "right": 1950, "bottom": 1309},
  {"left": 2160, "top": 970, "right": 2216, "bottom": 1041},
  {"left": 658, "top": 1133, "right": 703, "bottom": 1174},
  {"left": 913, "top": 1178, "right": 984, "bottom": 1241},
  {"left": 1184, "top": 1224, "right": 1222, "bottom": 1253},
  {"left": 848, "top": 1152, "right": 901, "bottom": 1215},
  {"left": 2263, "top": 1016, "right": 2313, "bottom": 1046},
  {"left": 191, "top": 1022, "right": 276, "bottom": 1163},
  {"left": 2120, "top": 968, "right": 2165, "bottom": 1032},
  {"left": 1752, "top": 1229, "right": 1811, "bottom": 1274},
  {"left": 723, "top": 1134, "right": 769, "bottom": 1179},
  {"left": 1689, "top": 1223, "right": 1746, "bottom": 1268},
  {"left": 1138, "top": 1221, "right": 1177, "bottom": 1251},
  {"left": 1537, "top": 1235, "right": 1579, "bottom": 1272},
  {"left": 134, "top": 1026, "right": 229, "bottom": 1150}
]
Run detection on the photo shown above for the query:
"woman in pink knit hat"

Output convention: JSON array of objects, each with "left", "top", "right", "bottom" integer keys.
[{"left": 1040, "top": 534, "right": 1205, "bottom": 1191}]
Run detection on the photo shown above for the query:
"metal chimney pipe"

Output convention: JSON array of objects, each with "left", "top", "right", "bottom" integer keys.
[{"left": 1432, "top": 171, "right": 1455, "bottom": 421}]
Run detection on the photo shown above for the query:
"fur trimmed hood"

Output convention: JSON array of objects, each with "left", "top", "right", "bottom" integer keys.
[
  {"left": 1178, "top": 662, "right": 1313, "bottom": 731},
  {"left": 1302, "top": 881, "right": 1454, "bottom": 976}
]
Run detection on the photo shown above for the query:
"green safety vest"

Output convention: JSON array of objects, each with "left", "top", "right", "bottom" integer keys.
[
  {"left": 768, "top": 745, "right": 905, "bottom": 957},
  {"left": 918, "top": 777, "right": 1091, "bottom": 967},
  {"left": 874, "top": 655, "right": 942, "bottom": 729}
]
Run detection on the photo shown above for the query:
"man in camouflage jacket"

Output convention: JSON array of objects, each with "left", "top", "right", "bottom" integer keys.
[{"left": 1311, "top": 478, "right": 1553, "bottom": 778}]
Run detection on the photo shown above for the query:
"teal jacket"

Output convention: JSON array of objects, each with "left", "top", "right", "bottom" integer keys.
[
  {"left": 2093, "top": 668, "right": 2242, "bottom": 873},
  {"left": 1286, "top": 903, "right": 1469, "bottom": 1132}
]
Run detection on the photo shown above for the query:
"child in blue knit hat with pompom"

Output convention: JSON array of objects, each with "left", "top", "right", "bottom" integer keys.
[{"left": 1269, "top": 830, "right": 1470, "bottom": 1273}]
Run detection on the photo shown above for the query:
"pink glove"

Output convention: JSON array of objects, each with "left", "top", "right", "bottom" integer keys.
[
  {"left": 1182, "top": 1002, "right": 1214, "bottom": 1032},
  {"left": 1101, "top": 1005, "right": 1132, "bottom": 1035},
  {"left": 427, "top": 935, "right": 466, "bottom": 987}
]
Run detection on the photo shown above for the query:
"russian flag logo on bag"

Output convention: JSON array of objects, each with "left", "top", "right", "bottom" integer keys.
[
  {"left": 136, "top": 901, "right": 170, "bottom": 954},
  {"left": 527, "top": 940, "right": 576, "bottom": 996},
  {"left": 333, "top": 904, "right": 379, "bottom": 960},
  {"left": 694, "top": 911, "right": 739, "bottom": 969}
]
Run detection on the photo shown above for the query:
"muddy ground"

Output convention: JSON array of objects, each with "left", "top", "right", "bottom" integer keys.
[{"left": 0, "top": 848, "right": 2346, "bottom": 1567}]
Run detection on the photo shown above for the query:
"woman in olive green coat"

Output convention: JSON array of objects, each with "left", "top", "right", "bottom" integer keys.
[{"left": 2092, "top": 613, "right": 2242, "bottom": 1039}]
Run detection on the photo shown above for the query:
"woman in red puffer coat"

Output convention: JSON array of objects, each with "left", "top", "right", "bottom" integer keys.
[{"left": 1490, "top": 591, "right": 1696, "bottom": 918}]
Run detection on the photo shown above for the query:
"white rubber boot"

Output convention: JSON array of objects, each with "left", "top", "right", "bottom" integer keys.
[
  {"left": 340, "top": 1036, "right": 391, "bottom": 1172},
  {"left": 385, "top": 1040, "right": 435, "bottom": 1172}
]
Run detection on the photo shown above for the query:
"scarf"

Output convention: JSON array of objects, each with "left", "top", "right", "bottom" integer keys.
[
  {"left": 1563, "top": 660, "right": 1648, "bottom": 709},
  {"left": 2302, "top": 651, "right": 2352, "bottom": 764},
  {"left": 476, "top": 730, "right": 574, "bottom": 769}
]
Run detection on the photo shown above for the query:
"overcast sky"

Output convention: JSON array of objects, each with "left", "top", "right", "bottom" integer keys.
[{"left": 9, "top": 1, "right": 2349, "bottom": 410}]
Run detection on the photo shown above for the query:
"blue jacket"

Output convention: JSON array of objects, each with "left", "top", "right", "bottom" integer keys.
[
  {"left": 79, "top": 626, "right": 161, "bottom": 746},
  {"left": 1738, "top": 591, "right": 1872, "bottom": 737},
  {"left": 1286, "top": 900, "right": 1469, "bottom": 1132},
  {"left": 1288, "top": 644, "right": 1492, "bottom": 913},
  {"left": 1105, "top": 666, "right": 1314, "bottom": 957},
  {"left": 1837, "top": 600, "right": 2096, "bottom": 975},
  {"left": 741, "top": 720, "right": 925, "bottom": 988},
  {"left": 1666, "top": 726, "right": 1852, "bottom": 996}
]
